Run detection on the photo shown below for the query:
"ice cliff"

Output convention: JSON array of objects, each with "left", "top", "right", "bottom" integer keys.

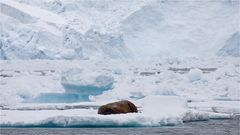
[{"left": 0, "top": 0, "right": 239, "bottom": 59}]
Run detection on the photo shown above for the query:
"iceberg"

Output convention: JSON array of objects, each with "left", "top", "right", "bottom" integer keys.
[
  {"left": 188, "top": 68, "right": 203, "bottom": 82},
  {"left": 25, "top": 68, "right": 114, "bottom": 103},
  {"left": 61, "top": 68, "right": 114, "bottom": 94}
]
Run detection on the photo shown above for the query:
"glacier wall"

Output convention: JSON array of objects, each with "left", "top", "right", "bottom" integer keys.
[
  {"left": 0, "top": 0, "right": 239, "bottom": 60},
  {"left": 122, "top": 1, "right": 239, "bottom": 58},
  {"left": 0, "top": 0, "right": 131, "bottom": 60}
]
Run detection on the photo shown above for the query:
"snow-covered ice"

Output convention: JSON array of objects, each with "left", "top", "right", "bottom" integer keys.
[
  {"left": 0, "top": 58, "right": 239, "bottom": 127},
  {"left": 0, "top": 95, "right": 232, "bottom": 127}
]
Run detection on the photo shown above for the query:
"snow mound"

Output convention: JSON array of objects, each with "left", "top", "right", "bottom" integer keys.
[{"left": 188, "top": 68, "right": 203, "bottom": 82}]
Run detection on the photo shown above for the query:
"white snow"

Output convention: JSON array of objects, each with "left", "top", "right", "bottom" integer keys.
[
  {"left": 188, "top": 100, "right": 240, "bottom": 114},
  {"left": 141, "top": 95, "right": 187, "bottom": 118}
]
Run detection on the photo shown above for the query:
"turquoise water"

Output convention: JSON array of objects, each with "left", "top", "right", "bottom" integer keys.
[{"left": 22, "top": 83, "right": 113, "bottom": 103}]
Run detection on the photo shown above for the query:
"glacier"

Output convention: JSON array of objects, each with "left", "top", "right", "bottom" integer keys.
[
  {"left": 0, "top": 0, "right": 240, "bottom": 127},
  {"left": 0, "top": 0, "right": 239, "bottom": 59}
]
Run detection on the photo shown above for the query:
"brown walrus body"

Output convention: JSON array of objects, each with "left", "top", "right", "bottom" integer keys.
[{"left": 98, "top": 100, "right": 138, "bottom": 115}]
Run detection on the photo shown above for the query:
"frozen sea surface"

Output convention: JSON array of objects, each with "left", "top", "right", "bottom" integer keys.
[
  {"left": 0, "top": 59, "right": 239, "bottom": 127},
  {"left": 0, "top": 115, "right": 239, "bottom": 135}
]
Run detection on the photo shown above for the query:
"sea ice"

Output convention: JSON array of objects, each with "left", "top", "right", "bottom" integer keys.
[{"left": 0, "top": 95, "right": 231, "bottom": 127}]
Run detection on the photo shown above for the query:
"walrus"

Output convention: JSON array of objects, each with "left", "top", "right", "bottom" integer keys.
[{"left": 98, "top": 100, "right": 138, "bottom": 115}]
